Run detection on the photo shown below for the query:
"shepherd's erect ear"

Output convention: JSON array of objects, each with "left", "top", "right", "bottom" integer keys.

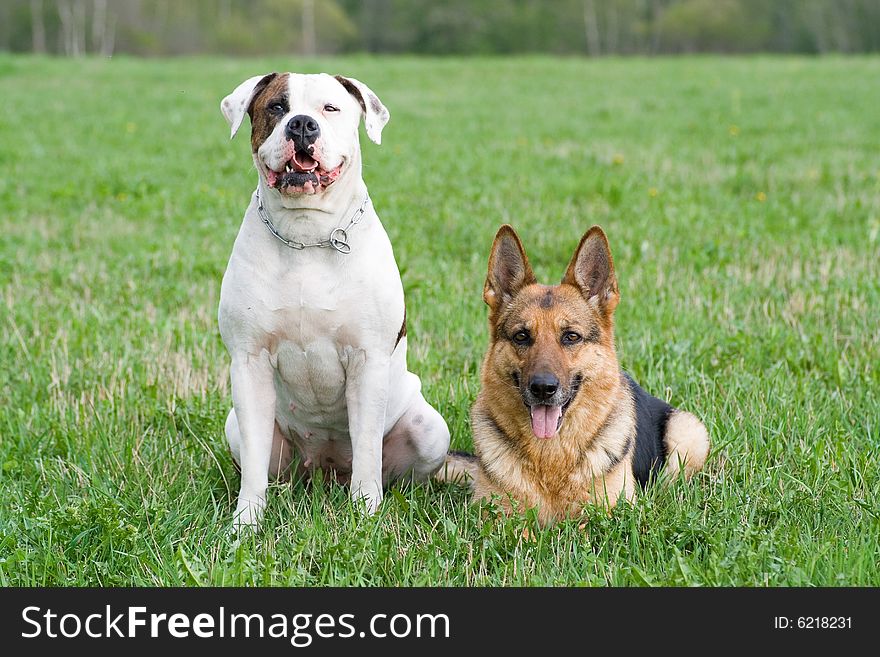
[
  {"left": 562, "top": 225, "right": 619, "bottom": 313},
  {"left": 484, "top": 225, "right": 537, "bottom": 313},
  {"left": 334, "top": 75, "right": 390, "bottom": 144},
  {"left": 220, "top": 72, "right": 278, "bottom": 140}
]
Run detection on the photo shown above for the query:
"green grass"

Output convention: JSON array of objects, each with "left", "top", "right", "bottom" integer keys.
[{"left": 1, "top": 54, "right": 878, "bottom": 586}]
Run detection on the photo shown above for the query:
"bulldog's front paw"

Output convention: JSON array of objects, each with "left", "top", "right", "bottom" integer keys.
[
  {"left": 231, "top": 495, "right": 265, "bottom": 534},
  {"left": 350, "top": 479, "right": 383, "bottom": 515}
]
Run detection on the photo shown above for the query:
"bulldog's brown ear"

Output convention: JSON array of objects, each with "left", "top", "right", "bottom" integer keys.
[
  {"left": 562, "top": 225, "right": 619, "bottom": 313},
  {"left": 484, "top": 225, "right": 537, "bottom": 313},
  {"left": 334, "top": 75, "right": 390, "bottom": 144},
  {"left": 221, "top": 72, "right": 278, "bottom": 139}
]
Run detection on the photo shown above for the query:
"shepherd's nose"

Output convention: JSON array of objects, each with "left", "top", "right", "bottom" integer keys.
[
  {"left": 285, "top": 114, "right": 320, "bottom": 143},
  {"left": 528, "top": 373, "right": 559, "bottom": 401}
]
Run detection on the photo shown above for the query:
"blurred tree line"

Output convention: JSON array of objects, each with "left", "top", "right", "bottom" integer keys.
[{"left": 2, "top": 0, "right": 879, "bottom": 56}]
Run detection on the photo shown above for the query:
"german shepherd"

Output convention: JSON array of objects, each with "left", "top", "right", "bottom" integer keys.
[{"left": 440, "top": 225, "right": 709, "bottom": 525}]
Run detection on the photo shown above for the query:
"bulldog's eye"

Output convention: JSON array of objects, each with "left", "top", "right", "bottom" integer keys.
[
  {"left": 562, "top": 331, "right": 583, "bottom": 345},
  {"left": 512, "top": 330, "right": 531, "bottom": 346},
  {"left": 269, "top": 102, "right": 286, "bottom": 114},
  {"left": 324, "top": 104, "right": 340, "bottom": 113}
]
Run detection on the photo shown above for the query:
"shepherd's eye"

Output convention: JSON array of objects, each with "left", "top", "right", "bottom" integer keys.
[
  {"left": 512, "top": 330, "right": 531, "bottom": 345},
  {"left": 562, "top": 331, "right": 583, "bottom": 345},
  {"left": 269, "top": 102, "right": 286, "bottom": 114},
  {"left": 324, "top": 104, "right": 340, "bottom": 112}
]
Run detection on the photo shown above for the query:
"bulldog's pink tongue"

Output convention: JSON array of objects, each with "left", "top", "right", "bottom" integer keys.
[
  {"left": 530, "top": 405, "right": 562, "bottom": 439},
  {"left": 292, "top": 152, "right": 317, "bottom": 172}
]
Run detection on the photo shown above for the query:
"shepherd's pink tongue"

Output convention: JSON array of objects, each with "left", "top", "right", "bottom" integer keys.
[{"left": 530, "top": 405, "right": 562, "bottom": 439}]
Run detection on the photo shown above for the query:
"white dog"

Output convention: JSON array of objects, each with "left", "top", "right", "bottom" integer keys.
[{"left": 218, "top": 72, "right": 450, "bottom": 529}]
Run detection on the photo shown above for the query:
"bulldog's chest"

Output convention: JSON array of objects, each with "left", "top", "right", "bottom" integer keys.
[
  {"left": 222, "top": 268, "right": 352, "bottom": 426},
  {"left": 271, "top": 271, "right": 349, "bottom": 341},
  {"left": 221, "top": 238, "right": 395, "bottom": 343},
  {"left": 219, "top": 231, "right": 404, "bottom": 423}
]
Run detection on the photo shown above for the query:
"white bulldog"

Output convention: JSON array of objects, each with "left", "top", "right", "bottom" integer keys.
[{"left": 218, "top": 72, "right": 450, "bottom": 530}]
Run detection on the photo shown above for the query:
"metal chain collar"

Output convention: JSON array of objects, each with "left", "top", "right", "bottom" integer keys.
[{"left": 255, "top": 188, "right": 370, "bottom": 255}]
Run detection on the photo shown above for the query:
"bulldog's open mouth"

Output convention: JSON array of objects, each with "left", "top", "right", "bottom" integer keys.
[{"left": 265, "top": 151, "right": 343, "bottom": 195}]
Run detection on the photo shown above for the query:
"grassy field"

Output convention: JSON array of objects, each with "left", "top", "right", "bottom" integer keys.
[{"left": 1, "top": 54, "right": 878, "bottom": 586}]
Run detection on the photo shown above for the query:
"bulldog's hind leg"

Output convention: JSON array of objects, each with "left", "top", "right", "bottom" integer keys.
[
  {"left": 382, "top": 392, "right": 450, "bottom": 483},
  {"left": 225, "top": 408, "right": 294, "bottom": 482}
]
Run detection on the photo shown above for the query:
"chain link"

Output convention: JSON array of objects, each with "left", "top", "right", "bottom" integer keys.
[{"left": 255, "top": 188, "right": 370, "bottom": 255}]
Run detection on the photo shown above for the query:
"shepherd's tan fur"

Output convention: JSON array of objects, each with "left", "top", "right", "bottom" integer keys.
[{"left": 440, "top": 225, "right": 709, "bottom": 526}]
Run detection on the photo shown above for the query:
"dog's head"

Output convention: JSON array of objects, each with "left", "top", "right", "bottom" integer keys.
[
  {"left": 482, "top": 225, "right": 621, "bottom": 439},
  {"left": 221, "top": 72, "right": 389, "bottom": 196}
]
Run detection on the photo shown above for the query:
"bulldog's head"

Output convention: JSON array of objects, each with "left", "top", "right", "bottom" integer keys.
[{"left": 221, "top": 72, "right": 389, "bottom": 196}]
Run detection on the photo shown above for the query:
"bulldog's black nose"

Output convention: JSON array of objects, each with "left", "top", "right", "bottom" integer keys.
[
  {"left": 285, "top": 114, "right": 320, "bottom": 145},
  {"left": 528, "top": 374, "right": 559, "bottom": 401}
]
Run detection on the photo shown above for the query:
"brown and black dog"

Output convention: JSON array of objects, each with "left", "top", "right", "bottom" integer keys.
[{"left": 440, "top": 225, "right": 709, "bottom": 525}]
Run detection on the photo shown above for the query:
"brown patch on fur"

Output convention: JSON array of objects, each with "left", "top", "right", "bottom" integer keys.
[
  {"left": 249, "top": 72, "right": 289, "bottom": 152},
  {"left": 394, "top": 308, "right": 407, "bottom": 348},
  {"left": 334, "top": 75, "right": 367, "bottom": 114}
]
